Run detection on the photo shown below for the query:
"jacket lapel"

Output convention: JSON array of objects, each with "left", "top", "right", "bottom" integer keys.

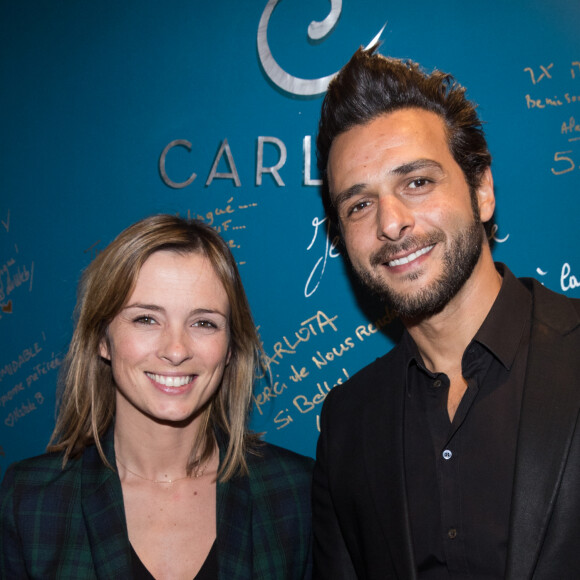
[
  {"left": 216, "top": 467, "right": 254, "bottom": 580},
  {"left": 81, "top": 431, "right": 133, "bottom": 580},
  {"left": 80, "top": 428, "right": 255, "bottom": 579},
  {"left": 506, "top": 280, "right": 580, "bottom": 579},
  {"left": 362, "top": 347, "right": 417, "bottom": 579}
]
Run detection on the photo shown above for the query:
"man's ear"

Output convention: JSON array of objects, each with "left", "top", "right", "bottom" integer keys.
[{"left": 476, "top": 167, "right": 495, "bottom": 224}]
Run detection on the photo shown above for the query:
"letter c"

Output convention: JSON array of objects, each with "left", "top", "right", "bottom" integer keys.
[{"left": 159, "top": 139, "right": 197, "bottom": 189}]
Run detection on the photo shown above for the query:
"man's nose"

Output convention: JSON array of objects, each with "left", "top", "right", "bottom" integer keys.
[{"left": 376, "top": 195, "right": 414, "bottom": 241}]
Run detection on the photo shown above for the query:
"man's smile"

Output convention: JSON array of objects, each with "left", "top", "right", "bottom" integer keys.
[{"left": 386, "top": 244, "right": 435, "bottom": 267}]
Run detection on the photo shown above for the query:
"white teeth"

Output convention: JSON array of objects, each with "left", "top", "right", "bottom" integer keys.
[
  {"left": 146, "top": 373, "right": 194, "bottom": 387},
  {"left": 388, "top": 245, "right": 434, "bottom": 267}
]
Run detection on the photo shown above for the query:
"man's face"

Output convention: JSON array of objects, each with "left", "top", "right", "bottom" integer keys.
[{"left": 327, "top": 108, "right": 494, "bottom": 319}]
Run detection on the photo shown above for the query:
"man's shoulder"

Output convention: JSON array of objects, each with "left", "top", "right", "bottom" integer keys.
[
  {"left": 520, "top": 276, "right": 580, "bottom": 332},
  {"left": 325, "top": 340, "right": 405, "bottom": 405}
]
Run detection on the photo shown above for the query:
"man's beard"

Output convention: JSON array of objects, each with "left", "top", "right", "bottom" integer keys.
[{"left": 354, "top": 218, "right": 484, "bottom": 320}]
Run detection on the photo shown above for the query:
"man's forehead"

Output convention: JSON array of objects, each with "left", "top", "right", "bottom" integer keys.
[
  {"left": 333, "top": 108, "right": 447, "bottom": 145},
  {"left": 327, "top": 109, "right": 450, "bottom": 187}
]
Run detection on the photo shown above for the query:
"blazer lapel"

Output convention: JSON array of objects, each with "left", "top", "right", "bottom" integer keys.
[
  {"left": 216, "top": 468, "right": 254, "bottom": 580},
  {"left": 363, "top": 348, "right": 417, "bottom": 579},
  {"left": 506, "top": 281, "right": 580, "bottom": 579},
  {"left": 81, "top": 432, "right": 133, "bottom": 580}
]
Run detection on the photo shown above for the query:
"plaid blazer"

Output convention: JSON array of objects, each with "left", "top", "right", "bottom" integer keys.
[{"left": 0, "top": 428, "right": 313, "bottom": 579}]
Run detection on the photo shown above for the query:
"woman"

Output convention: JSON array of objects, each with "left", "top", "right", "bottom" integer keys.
[{"left": 0, "top": 215, "right": 313, "bottom": 579}]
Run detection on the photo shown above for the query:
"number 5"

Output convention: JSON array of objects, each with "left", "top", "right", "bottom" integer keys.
[{"left": 551, "top": 150, "right": 575, "bottom": 175}]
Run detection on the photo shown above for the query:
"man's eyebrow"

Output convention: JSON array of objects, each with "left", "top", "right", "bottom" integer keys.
[
  {"left": 332, "top": 183, "right": 367, "bottom": 210},
  {"left": 332, "top": 159, "right": 444, "bottom": 209},
  {"left": 391, "top": 158, "right": 444, "bottom": 176}
]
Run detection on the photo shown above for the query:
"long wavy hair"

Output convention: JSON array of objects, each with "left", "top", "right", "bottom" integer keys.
[{"left": 48, "top": 214, "right": 261, "bottom": 481}]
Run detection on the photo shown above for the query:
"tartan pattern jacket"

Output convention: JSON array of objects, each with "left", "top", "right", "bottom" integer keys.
[{"left": 0, "top": 428, "right": 313, "bottom": 579}]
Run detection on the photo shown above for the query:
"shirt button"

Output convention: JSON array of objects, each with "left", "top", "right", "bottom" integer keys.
[
  {"left": 433, "top": 379, "right": 442, "bottom": 388},
  {"left": 442, "top": 449, "right": 452, "bottom": 460},
  {"left": 448, "top": 528, "right": 457, "bottom": 539}
]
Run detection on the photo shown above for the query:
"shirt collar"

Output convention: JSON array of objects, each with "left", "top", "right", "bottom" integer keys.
[
  {"left": 402, "top": 262, "right": 532, "bottom": 372},
  {"left": 473, "top": 262, "right": 532, "bottom": 370}
]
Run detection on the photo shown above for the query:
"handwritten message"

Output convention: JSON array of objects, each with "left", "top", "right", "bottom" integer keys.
[
  {"left": 182, "top": 196, "right": 258, "bottom": 263},
  {"left": 0, "top": 331, "right": 61, "bottom": 428},
  {"left": 304, "top": 216, "right": 340, "bottom": 298},
  {"left": 523, "top": 60, "right": 580, "bottom": 175},
  {"left": 0, "top": 253, "right": 34, "bottom": 322},
  {"left": 81, "top": 195, "right": 258, "bottom": 265},
  {"left": 524, "top": 61, "right": 580, "bottom": 108},
  {"left": 254, "top": 306, "right": 396, "bottom": 434},
  {"left": 0, "top": 341, "right": 43, "bottom": 383},
  {"left": 0, "top": 209, "right": 36, "bottom": 324},
  {"left": 535, "top": 261, "right": 580, "bottom": 293},
  {"left": 4, "top": 393, "right": 46, "bottom": 428}
]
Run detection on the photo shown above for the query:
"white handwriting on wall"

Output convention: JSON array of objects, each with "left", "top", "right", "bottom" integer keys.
[
  {"left": 304, "top": 216, "right": 340, "bottom": 298},
  {"left": 536, "top": 262, "right": 580, "bottom": 292},
  {"left": 561, "top": 262, "right": 580, "bottom": 291}
]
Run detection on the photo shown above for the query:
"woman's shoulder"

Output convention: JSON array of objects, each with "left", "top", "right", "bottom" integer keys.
[
  {"left": 1, "top": 451, "right": 81, "bottom": 497},
  {"left": 241, "top": 443, "right": 312, "bottom": 528},
  {"left": 245, "top": 441, "right": 314, "bottom": 487}
]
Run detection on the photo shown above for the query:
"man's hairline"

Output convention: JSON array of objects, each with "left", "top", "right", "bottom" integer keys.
[
  {"left": 325, "top": 106, "right": 458, "bottom": 205},
  {"left": 324, "top": 109, "right": 492, "bottom": 232}
]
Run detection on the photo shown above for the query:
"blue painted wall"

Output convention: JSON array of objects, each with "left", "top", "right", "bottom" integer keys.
[{"left": 1, "top": 0, "right": 579, "bottom": 470}]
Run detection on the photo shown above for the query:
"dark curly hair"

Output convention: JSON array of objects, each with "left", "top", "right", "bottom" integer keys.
[{"left": 317, "top": 46, "right": 492, "bottom": 225}]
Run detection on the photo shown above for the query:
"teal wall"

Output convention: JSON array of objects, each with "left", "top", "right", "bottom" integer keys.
[{"left": 1, "top": 0, "right": 579, "bottom": 470}]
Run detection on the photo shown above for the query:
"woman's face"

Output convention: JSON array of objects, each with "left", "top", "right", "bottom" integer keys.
[{"left": 100, "top": 250, "right": 231, "bottom": 426}]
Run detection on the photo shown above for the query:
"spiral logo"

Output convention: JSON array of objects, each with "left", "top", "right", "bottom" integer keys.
[{"left": 257, "top": 0, "right": 385, "bottom": 97}]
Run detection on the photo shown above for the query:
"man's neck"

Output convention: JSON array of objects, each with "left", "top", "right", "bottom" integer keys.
[{"left": 405, "top": 250, "right": 502, "bottom": 377}]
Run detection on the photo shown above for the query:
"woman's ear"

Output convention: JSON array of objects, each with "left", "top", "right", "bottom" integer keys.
[{"left": 99, "top": 337, "right": 111, "bottom": 361}]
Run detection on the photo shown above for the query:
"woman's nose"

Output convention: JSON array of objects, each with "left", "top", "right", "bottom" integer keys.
[{"left": 157, "top": 329, "right": 193, "bottom": 365}]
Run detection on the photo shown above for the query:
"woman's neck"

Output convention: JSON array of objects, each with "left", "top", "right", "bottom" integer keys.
[{"left": 113, "top": 411, "right": 206, "bottom": 481}]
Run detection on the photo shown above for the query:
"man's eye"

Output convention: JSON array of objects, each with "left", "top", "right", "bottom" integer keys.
[
  {"left": 408, "top": 178, "right": 431, "bottom": 189},
  {"left": 347, "top": 200, "right": 370, "bottom": 216}
]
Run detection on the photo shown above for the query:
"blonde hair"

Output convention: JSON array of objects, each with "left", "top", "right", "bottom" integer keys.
[{"left": 48, "top": 214, "right": 261, "bottom": 481}]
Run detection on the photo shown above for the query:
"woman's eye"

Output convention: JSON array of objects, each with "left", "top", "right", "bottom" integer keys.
[
  {"left": 134, "top": 315, "right": 156, "bottom": 325},
  {"left": 194, "top": 320, "right": 217, "bottom": 329}
]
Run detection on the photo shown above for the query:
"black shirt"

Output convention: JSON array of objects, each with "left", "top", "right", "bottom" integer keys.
[{"left": 403, "top": 264, "right": 532, "bottom": 578}]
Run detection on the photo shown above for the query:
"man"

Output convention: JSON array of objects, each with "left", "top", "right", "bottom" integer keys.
[{"left": 313, "top": 46, "right": 580, "bottom": 579}]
